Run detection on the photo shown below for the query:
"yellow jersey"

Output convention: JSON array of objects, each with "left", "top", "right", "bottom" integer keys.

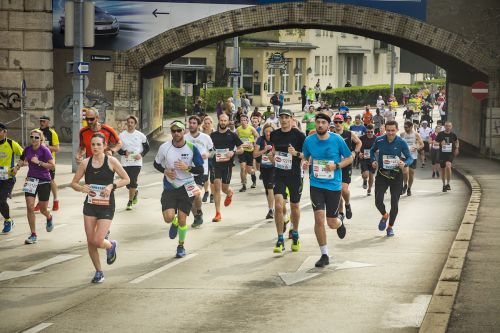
[
  {"left": 0, "top": 138, "right": 23, "bottom": 179},
  {"left": 236, "top": 125, "right": 255, "bottom": 152}
]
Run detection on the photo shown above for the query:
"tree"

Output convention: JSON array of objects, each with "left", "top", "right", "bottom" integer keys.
[{"left": 215, "top": 40, "right": 228, "bottom": 87}]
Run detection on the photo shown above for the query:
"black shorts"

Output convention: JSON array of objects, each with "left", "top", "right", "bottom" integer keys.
[
  {"left": 24, "top": 182, "right": 51, "bottom": 201},
  {"left": 83, "top": 200, "right": 116, "bottom": 220},
  {"left": 50, "top": 169, "right": 55, "bottom": 180},
  {"left": 413, "top": 119, "right": 420, "bottom": 125},
  {"left": 274, "top": 174, "right": 303, "bottom": 204},
  {"left": 238, "top": 151, "right": 254, "bottom": 165},
  {"left": 124, "top": 166, "right": 141, "bottom": 189},
  {"left": 214, "top": 163, "right": 233, "bottom": 185},
  {"left": 341, "top": 166, "right": 352, "bottom": 184},
  {"left": 260, "top": 167, "right": 275, "bottom": 190},
  {"left": 310, "top": 186, "right": 342, "bottom": 218},
  {"left": 360, "top": 159, "right": 375, "bottom": 173},
  {"left": 255, "top": 156, "right": 262, "bottom": 164},
  {"left": 161, "top": 187, "right": 194, "bottom": 215},
  {"left": 430, "top": 149, "right": 440, "bottom": 164},
  {"left": 0, "top": 178, "right": 15, "bottom": 201},
  {"left": 194, "top": 174, "right": 209, "bottom": 186},
  {"left": 423, "top": 141, "right": 430, "bottom": 153},
  {"left": 439, "top": 153, "right": 454, "bottom": 168},
  {"left": 208, "top": 159, "right": 215, "bottom": 184}
]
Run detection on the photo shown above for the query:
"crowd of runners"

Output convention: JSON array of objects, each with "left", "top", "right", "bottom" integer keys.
[{"left": 0, "top": 87, "right": 459, "bottom": 283}]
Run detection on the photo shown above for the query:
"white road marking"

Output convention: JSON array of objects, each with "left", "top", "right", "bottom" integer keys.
[
  {"left": 129, "top": 253, "right": 198, "bottom": 284},
  {"left": 0, "top": 238, "right": 14, "bottom": 244},
  {"left": 139, "top": 181, "right": 163, "bottom": 188},
  {"left": 235, "top": 220, "right": 269, "bottom": 236},
  {"left": 0, "top": 254, "right": 81, "bottom": 282},
  {"left": 54, "top": 223, "right": 67, "bottom": 230},
  {"left": 21, "top": 323, "right": 53, "bottom": 333},
  {"left": 300, "top": 202, "right": 311, "bottom": 209},
  {"left": 381, "top": 295, "right": 432, "bottom": 328}
]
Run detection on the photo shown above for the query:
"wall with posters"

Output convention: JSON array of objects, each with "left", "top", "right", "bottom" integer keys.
[{"left": 141, "top": 76, "right": 164, "bottom": 136}]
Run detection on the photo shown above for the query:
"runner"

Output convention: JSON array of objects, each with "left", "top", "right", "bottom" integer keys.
[
  {"left": 302, "top": 105, "right": 316, "bottom": 135},
  {"left": 210, "top": 114, "right": 243, "bottom": 222},
  {"left": 429, "top": 124, "right": 442, "bottom": 178},
  {"left": 372, "top": 108, "right": 385, "bottom": 135},
  {"left": 436, "top": 122, "right": 459, "bottom": 192},
  {"left": 17, "top": 129, "right": 55, "bottom": 244},
  {"left": 418, "top": 120, "right": 432, "bottom": 168},
  {"left": 370, "top": 120, "right": 413, "bottom": 237},
  {"left": 76, "top": 108, "right": 122, "bottom": 162},
  {"left": 332, "top": 114, "right": 361, "bottom": 220},
  {"left": 118, "top": 115, "right": 150, "bottom": 210},
  {"left": 359, "top": 124, "right": 377, "bottom": 196},
  {"left": 36, "top": 116, "right": 60, "bottom": 211},
  {"left": 270, "top": 109, "right": 305, "bottom": 253},
  {"left": 185, "top": 115, "right": 214, "bottom": 228},
  {"left": 400, "top": 121, "right": 424, "bottom": 196},
  {"left": 70, "top": 133, "right": 130, "bottom": 283},
  {"left": 302, "top": 113, "right": 352, "bottom": 267},
  {"left": 201, "top": 116, "right": 215, "bottom": 203},
  {"left": 0, "top": 123, "right": 23, "bottom": 234},
  {"left": 236, "top": 114, "right": 259, "bottom": 192},
  {"left": 253, "top": 123, "right": 276, "bottom": 219},
  {"left": 349, "top": 115, "right": 366, "bottom": 170},
  {"left": 154, "top": 121, "right": 204, "bottom": 257}
]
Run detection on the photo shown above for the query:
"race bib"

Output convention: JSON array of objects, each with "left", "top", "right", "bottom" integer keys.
[
  {"left": 0, "top": 166, "right": 8, "bottom": 180},
  {"left": 353, "top": 131, "right": 362, "bottom": 137},
  {"left": 184, "top": 180, "right": 201, "bottom": 198},
  {"left": 442, "top": 143, "right": 452, "bottom": 153},
  {"left": 22, "top": 177, "right": 39, "bottom": 194},
  {"left": 312, "top": 160, "right": 334, "bottom": 179},
  {"left": 363, "top": 149, "right": 371, "bottom": 159},
  {"left": 87, "top": 184, "right": 110, "bottom": 206},
  {"left": 382, "top": 155, "right": 399, "bottom": 170},
  {"left": 274, "top": 152, "right": 292, "bottom": 170},
  {"left": 240, "top": 138, "right": 250, "bottom": 147},
  {"left": 432, "top": 142, "right": 440, "bottom": 149},
  {"left": 215, "top": 148, "right": 230, "bottom": 162},
  {"left": 410, "top": 145, "right": 418, "bottom": 159},
  {"left": 261, "top": 154, "right": 272, "bottom": 166},
  {"left": 125, "top": 152, "right": 139, "bottom": 163}
]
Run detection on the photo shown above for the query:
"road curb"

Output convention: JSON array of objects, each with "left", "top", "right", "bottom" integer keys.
[
  {"left": 419, "top": 168, "right": 481, "bottom": 333},
  {"left": 11, "top": 182, "right": 74, "bottom": 198}
]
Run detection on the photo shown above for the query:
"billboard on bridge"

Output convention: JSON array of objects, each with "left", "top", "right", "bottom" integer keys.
[{"left": 53, "top": 0, "right": 426, "bottom": 51}]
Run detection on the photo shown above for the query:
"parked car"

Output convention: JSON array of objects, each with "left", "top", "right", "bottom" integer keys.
[{"left": 59, "top": 6, "right": 119, "bottom": 37}]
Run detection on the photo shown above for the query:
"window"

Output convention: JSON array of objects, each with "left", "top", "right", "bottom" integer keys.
[
  {"left": 328, "top": 56, "right": 333, "bottom": 75},
  {"left": 241, "top": 58, "right": 253, "bottom": 92},
  {"left": 374, "top": 54, "right": 379, "bottom": 74},
  {"left": 190, "top": 57, "right": 206, "bottom": 65},
  {"left": 294, "top": 58, "right": 304, "bottom": 92},
  {"left": 352, "top": 57, "right": 358, "bottom": 75},
  {"left": 314, "top": 56, "right": 320, "bottom": 75},
  {"left": 281, "top": 69, "right": 289, "bottom": 93},
  {"left": 267, "top": 68, "right": 276, "bottom": 94},
  {"left": 172, "top": 57, "right": 189, "bottom": 65},
  {"left": 363, "top": 56, "right": 367, "bottom": 74}
]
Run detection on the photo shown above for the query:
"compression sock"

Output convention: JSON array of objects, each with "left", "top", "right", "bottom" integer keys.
[
  {"left": 278, "top": 234, "right": 284, "bottom": 242},
  {"left": 178, "top": 225, "right": 187, "bottom": 244},
  {"left": 292, "top": 230, "right": 299, "bottom": 240}
]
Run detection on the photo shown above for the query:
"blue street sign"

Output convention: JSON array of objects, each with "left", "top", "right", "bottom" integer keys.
[{"left": 76, "top": 62, "right": 90, "bottom": 74}]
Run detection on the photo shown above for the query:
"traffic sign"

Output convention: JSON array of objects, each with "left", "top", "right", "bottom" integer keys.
[
  {"left": 229, "top": 71, "right": 241, "bottom": 77},
  {"left": 76, "top": 61, "right": 90, "bottom": 74},
  {"left": 471, "top": 81, "right": 488, "bottom": 101}
]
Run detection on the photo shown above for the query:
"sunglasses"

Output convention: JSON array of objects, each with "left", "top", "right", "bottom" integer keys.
[
  {"left": 334, "top": 121, "right": 343, "bottom": 124},
  {"left": 86, "top": 117, "right": 96, "bottom": 121},
  {"left": 30, "top": 135, "right": 40, "bottom": 140},
  {"left": 171, "top": 129, "right": 183, "bottom": 133}
]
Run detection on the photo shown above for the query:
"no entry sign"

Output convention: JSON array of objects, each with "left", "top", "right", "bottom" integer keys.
[{"left": 471, "top": 81, "right": 488, "bottom": 101}]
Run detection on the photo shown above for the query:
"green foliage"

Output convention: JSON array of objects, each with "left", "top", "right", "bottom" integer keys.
[
  {"left": 416, "top": 79, "right": 446, "bottom": 86},
  {"left": 200, "top": 87, "right": 246, "bottom": 112},
  {"left": 322, "top": 84, "right": 421, "bottom": 107}
]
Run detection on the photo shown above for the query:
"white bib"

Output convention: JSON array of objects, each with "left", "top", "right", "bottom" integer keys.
[
  {"left": 442, "top": 143, "right": 452, "bottom": 153},
  {"left": 274, "top": 152, "right": 292, "bottom": 170},
  {"left": 125, "top": 152, "right": 139, "bottom": 163},
  {"left": 261, "top": 154, "right": 272, "bottom": 166},
  {"left": 363, "top": 149, "right": 371, "bottom": 159},
  {"left": 0, "top": 166, "right": 8, "bottom": 180},
  {"left": 22, "top": 177, "right": 39, "bottom": 194},
  {"left": 215, "top": 148, "right": 231, "bottom": 162},
  {"left": 184, "top": 180, "right": 201, "bottom": 198},
  {"left": 382, "top": 155, "right": 399, "bottom": 170},
  {"left": 87, "top": 184, "right": 110, "bottom": 206},
  {"left": 312, "top": 160, "right": 334, "bottom": 179}
]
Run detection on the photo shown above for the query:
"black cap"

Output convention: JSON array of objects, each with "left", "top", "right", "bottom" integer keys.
[
  {"left": 315, "top": 113, "right": 331, "bottom": 124},
  {"left": 39, "top": 115, "right": 50, "bottom": 121},
  {"left": 279, "top": 109, "right": 293, "bottom": 117},
  {"left": 0, "top": 122, "right": 7, "bottom": 130}
]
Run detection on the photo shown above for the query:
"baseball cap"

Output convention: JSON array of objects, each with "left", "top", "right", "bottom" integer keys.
[
  {"left": 355, "top": 114, "right": 361, "bottom": 119},
  {"left": 170, "top": 120, "right": 185, "bottom": 130},
  {"left": 39, "top": 115, "right": 50, "bottom": 121},
  {"left": 0, "top": 122, "right": 7, "bottom": 131},
  {"left": 279, "top": 109, "right": 293, "bottom": 117},
  {"left": 333, "top": 114, "right": 344, "bottom": 121},
  {"left": 315, "top": 112, "right": 331, "bottom": 124}
]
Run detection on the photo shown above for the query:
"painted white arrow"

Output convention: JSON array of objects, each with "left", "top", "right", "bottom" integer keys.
[
  {"left": 0, "top": 254, "right": 81, "bottom": 282},
  {"left": 279, "top": 257, "right": 375, "bottom": 286}
]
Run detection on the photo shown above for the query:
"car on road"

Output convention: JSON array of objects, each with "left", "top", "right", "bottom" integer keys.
[{"left": 59, "top": 6, "right": 119, "bottom": 37}]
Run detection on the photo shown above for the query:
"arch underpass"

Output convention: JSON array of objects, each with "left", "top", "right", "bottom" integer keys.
[{"left": 111, "top": 1, "right": 500, "bottom": 154}]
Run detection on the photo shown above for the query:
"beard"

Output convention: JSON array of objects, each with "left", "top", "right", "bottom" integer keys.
[
  {"left": 219, "top": 124, "right": 227, "bottom": 130},
  {"left": 316, "top": 128, "right": 328, "bottom": 135}
]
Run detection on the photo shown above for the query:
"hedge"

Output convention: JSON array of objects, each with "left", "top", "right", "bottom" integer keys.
[
  {"left": 321, "top": 84, "right": 421, "bottom": 107},
  {"left": 416, "top": 79, "right": 446, "bottom": 86},
  {"left": 164, "top": 87, "right": 246, "bottom": 116}
]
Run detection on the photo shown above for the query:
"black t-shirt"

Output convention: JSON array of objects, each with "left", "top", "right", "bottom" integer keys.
[
  {"left": 360, "top": 135, "right": 376, "bottom": 151},
  {"left": 403, "top": 109, "right": 414, "bottom": 120},
  {"left": 436, "top": 131, "right": 458, "bottom": 153},
  {"left": 270, "top": 128, "right": 305, "bottom": 176},
  {"left": 210, "top": 130, "right": 243, "bottom": 165},
  {"left": 340, "top": 130, "right": 354, "bottom": 152}
]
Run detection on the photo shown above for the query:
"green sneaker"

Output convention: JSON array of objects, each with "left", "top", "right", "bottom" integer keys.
[
  {"left": 291, "top": 238, "right": 301, "bottom": 252},
  {"left": 132, "top": 191, "right": 139, "bottom": 205},
  {"left": 273, "top": 240, "right": 285, "bottom": 254},
  {"left": 126, "top": 201, "right": 133, "bottom": 211}
]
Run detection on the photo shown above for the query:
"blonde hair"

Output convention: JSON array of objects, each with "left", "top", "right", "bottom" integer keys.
[{"left": 30, "top": 129, "right": 45, "bottom": 143}]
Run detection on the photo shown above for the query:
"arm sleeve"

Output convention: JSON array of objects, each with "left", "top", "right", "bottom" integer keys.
[
  {"left": 153, "top": 161, "right": 165, "bottom": 173},
  {"left": 154, "top": 149, "right": 165, "bottom": 173},
  {"left": 141, "top": 140, "right": 150, "bottom": 157},
  {"left": 189, "top": 146, "right": 204, "bottom": 175}
]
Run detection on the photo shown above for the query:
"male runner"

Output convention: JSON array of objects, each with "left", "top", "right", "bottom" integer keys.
[
  {"left": 236, "top": 114, "right": 259, "bottom": 192},
  {"left": 185, "top": 115, "right": 214, "bottom": 228},
  {"left": 36, "top": 116, "right": 60, "bottom": 211},
  {"left": 436, "top": 122, "right": 459, "bottom": 192},
  {"left": 154, "top": 121, "right": 204, "bottom": 258},
  {"left": 370, "top": 121, "right": 413, "bottom": 237},
  {"left": 118, "top": 115, "right": 150, "bottom": 210},
  {"left": 332, "top": 114, "right": 361, "bottom": 220},
  {"left": 359, "top": 124, "right": 377, "bottom": 195},
  {"left": 400, "top": 121, "right": 424, "bottom": 196},
  {"left": 210, "top": 114, "right": 243, "bottom": 222},
  {"left": 270, "top": 109, "right": 305, "bottom": 253},
  {"left": 303, "top": 113, "right": 352, "bottom": 267},
  {"left": 418, "top": 120, "right": 432, "bottom": 168},
  {"left": 0, "top": 123, "right": 23, "bottom": 233}
]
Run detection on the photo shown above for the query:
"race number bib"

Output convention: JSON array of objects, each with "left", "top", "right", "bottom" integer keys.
[
  {"left": 274, "top": 152, "right": 292, "bottom": 170},
  {"left": 125, "top": 152, "right": 139, "bottom": 163},
  {"left": 363, "top": 149, "right": 371, "bottom": 159},
  {"left": 184, "top": 180, "right": 201, "bottom": 198},
  {"left": 240, "top": 138, "right": 251, "bottom": 148},
  {"left": 432, "top": 142, "right": 440, "bottom": 149},
  {"left": 22, "top": 177, "right": 39, "bottom": 194},
  {"left": 442, "top": 143, "right": 452, "bottom": 153},
  {"left": 353, "top": 131, "right": 362, "bottom": 137},
  {"left": 410, "top": 145, "right": 418, "bottom": 159},
  {"left": 382, "top": 155, "right": 399, "bottom": 170},
  {"left": 261, "top": 154, "right": 272, "bottom": 166},
  {"left": 215, "top": 149, "right": 230, "bottom": 162},
  {"left": 0, "top": 166, "right": 8, "bottom": 180},
  {"left": 87, "top": 184, "right": 110, "bottom": 206},
  {"left": 312, "top": 160, "right": 334, "bottom": 179}
]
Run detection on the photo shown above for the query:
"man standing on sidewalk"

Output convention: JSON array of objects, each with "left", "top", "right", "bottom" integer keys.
[
  {"left": 118, "top": 115, "right": 150, "bottom": 210},
  {"left": 0, "top": 123, "right": 23, "bottom": 233}
]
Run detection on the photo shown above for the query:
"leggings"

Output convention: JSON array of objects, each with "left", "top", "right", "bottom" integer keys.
[
  {"left": 0, "top": 201, "right": 9, "bottom": 220},
  {"left": 374, "top": 171, "right": 403, "bottom": 226}
]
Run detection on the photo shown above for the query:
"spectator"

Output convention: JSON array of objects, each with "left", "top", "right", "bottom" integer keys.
[
  {"left": 326, "top": 83, "right": 333, "bottom": 90},
  {"left": 215, "top": 100, "right": 223, "bottom": 118},
  {"left": 270, "top": 92, "right": 280, "bottom": 116},
  {"left": 279, "top": 91, "right": 285, "bottom": 112},
  {"left": 301, "top": 85, "right": 307, "bottom": 111},
  {"left": 193, "top": 99, "right": 204, "bottom": 116},
  {"left": 314, "top": 83, "right": 321, "bottom": 102},
  {"left": 344, "top": 80, "right": 352, "bottom": 87}
]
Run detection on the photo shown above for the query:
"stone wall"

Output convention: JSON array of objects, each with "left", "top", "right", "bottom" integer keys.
[{"left": 0, "top": 0, "right": 53, "bottom": 141}]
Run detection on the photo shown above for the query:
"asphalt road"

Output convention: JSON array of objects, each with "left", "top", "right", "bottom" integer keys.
[{"left": 0, "top": 160, "right": 468, "bottom": 333}]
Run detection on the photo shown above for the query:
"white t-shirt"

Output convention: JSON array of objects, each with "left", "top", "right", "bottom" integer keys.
[
  {"left": 376, "top": 99, "right": 385, "bottom": 109},
  {"left": 266, "top": 117, "right": 279, "bottom": 127},
  {"left": 119, "top": 130, "right": 148, "bottom": 167},
  {"left": 185, "top": 132, "right": 213, "bottom": 175},
  {"left": 418, "top": 127, "right": 432, "bottom": 142}
]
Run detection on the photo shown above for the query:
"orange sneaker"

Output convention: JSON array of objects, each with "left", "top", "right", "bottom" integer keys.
[
  {"left": 33, "top": 202, "right": 40, "bottom": 212},
  {"left": 212, "top": 212, "right": 222, "bottom": 222},
  {"left": 52, "top": 200, "right": 59, "bottom": 211},
  {"left": 224, "top": 194, "right": 233, "bottom": 207}
]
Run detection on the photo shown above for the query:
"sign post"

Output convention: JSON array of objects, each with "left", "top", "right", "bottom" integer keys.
[{"left": 20, "top": 79, "right": 26, "bottom": 147}]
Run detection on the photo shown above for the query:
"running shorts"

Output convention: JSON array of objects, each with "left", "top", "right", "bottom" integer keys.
[
  {"left": 360, "top": 159, "right": 375, "bottom": 173},
  {"left": 238, "top": 151, "right": 254, "bottom": 165},
  {"left": 161, "top": 187, "right": 194, "bottom": 215},
  {"left": 124, "top": 166, "right": 141, "bottom": 189},
  {"left": 310, "top": 186, "right": 342, "bottom": 218},
  {"left": 439, "top": 153, "right": 454, "bottom": 168},
  {"left": 24, "top": 182, "right": 51, "bottom": 201},
  {"left": 341, "top": 166, "right": 352, "bottom": 184},
  {"left": 214, "top": 163, "right": 233, "bottom": 185},
  {"left": 260, "top": 167, "right": 275, "bottom": 190},
  {"left": 274, "top": 175, "right": 303, "bottom": 204}
]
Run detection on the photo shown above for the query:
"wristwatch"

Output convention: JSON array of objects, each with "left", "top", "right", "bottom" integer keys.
[
  {"left": 335, "top": 163, "right": 340, "bottom": 170},
  {"left": 112, "top": 183, "right": 117, "bottom": 190}
]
